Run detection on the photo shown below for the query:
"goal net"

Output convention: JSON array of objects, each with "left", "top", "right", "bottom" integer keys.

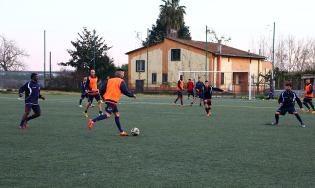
[{"left": 178, "top": 71, "right": 253, "bottom": 100}]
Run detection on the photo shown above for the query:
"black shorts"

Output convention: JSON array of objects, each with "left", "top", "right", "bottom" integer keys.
[
  {"left": 204, "top": 100, "right": 212, "bottom": 106},
  {"left": 277, "top": 106, "right": 296, "bottom": 115},
  {"left": 25, "top": 104, "right": 41, "bottom": 113},
  {"left": 303, "top": 97, "right": 312, "bottom": 103},
  {"left": 105, "top": 103, "right": 118, "bottom": 114},
  {"left": 177, "top": 90, "right": 183, "bottom": 97},
  {"left": 195, "top": 92, "right": 201, "bottom": 98},
  {"left": 88, "top": 94, "right": 101, "bottom": 103},
  {"left": 81, "top": 93, "right": 89, "bottom": 99},
  {"left": 187, "top": 90, "right": 194, "bottom": 96}
]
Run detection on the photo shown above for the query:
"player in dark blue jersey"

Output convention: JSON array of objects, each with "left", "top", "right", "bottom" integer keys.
[
  {"left": 271, "top": 83, "right": 305, "bottom": 127},
  {"left": 190, "top": 77, "right": 204, "bottom": 106},
  {"left": 201, "top": 80, "right": 224, "bottom": 116},
  {"left": 18, "top": 73, "right": 45, "bottom": 129},
  {"left": 79, "top": 76, "right": 93, "bottom": 107}
]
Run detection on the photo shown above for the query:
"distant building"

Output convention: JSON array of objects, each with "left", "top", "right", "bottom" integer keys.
[{"left": 125, "top": 37, "right": 272, "bottom": 92}]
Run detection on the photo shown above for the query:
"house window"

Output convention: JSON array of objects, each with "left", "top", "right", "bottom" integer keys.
[
  {"left": 233, "top": 73, "right": 236, "bottom": 84},
  {"left": 171, "top": 49, "right": 181, "bottom": 61},
  {"left": 136, "top": 60, "right": 145, "bottom": 72},
  {"left": 221, "top": 73, "right": 224, "bottom": 85},
  {"left": 152, "top": 73, "right": 157, "bottom": 84},
  {"left": 238, "top": 75, "right": 242, "bottom": 84},
  {"left": 162, "top": 73, "right": 168, "bottom": 83}
]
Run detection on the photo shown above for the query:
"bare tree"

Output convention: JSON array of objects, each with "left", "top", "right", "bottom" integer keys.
[
  {"left": 207, "top": 27, "right": 231, "bottom": 45},
  {"left": 251, "top": 33, "right": 315, "bottom": 72},
  {"left": 0, "top": 35, "right": 29, "bottom": 71},
  {"left": 275, "top": 35, "right": 287, "bottom": 71}
]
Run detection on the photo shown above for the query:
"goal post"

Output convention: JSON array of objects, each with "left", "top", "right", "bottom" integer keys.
[{"left": 178, "top": 71, "right": 252, "bottom": 100}]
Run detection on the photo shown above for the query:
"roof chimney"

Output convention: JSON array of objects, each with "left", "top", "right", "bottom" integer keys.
[
  {"left": 218, "top": 40, "right": 222, "bottom": 53},
  {"left": 248, "top": 50, "right": 250, "bottom": 55},
  {"left": 259, "top": 49, "right": 261, "bottom": 56}
]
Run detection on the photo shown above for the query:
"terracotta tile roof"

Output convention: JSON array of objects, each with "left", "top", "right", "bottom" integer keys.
[
  {"left": 126, "top": 37, "right": 266, "bottom": 59},
  {"left": 166, "top": 37, "right": 265, "bottom": 59}
]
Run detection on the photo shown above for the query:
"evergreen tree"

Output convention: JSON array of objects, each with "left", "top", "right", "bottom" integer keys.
[{"left": 58, "top": 27, "right": 116, "bottom": 81}]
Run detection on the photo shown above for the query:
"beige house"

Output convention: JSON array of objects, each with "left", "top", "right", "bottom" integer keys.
[{"left": 126, "top": 37, "right": 272, "bottom": 92}]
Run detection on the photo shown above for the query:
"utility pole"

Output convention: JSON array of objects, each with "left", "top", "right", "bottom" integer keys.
[
  {"left": 272, "top": 22, "right": 275, "bottom": 92},
  {"left": 205, "top": 25, "right": 208, "bottom": 81},
  {"left": 44, "top": 30, "right": 46, "bottom": 88},
  {"left": 146, "top": 28, "right": 149, "bottom": 93},
  {"left": 93, "top": 30, "right": 96, "bottom": 70},
  {"left": 49, "top": 52, "right": 51, "bottom": 78}
]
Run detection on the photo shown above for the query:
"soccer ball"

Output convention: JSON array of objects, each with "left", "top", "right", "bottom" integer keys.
[{"left": 131, "top": 127, "right": 140, "bottom": 136}]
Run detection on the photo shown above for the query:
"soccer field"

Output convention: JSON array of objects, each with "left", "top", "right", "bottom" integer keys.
[{"left": 1, "top": 93, "right": 315, "bottom": 187}]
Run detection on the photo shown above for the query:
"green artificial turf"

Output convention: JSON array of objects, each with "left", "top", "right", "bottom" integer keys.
[{"left": 0, "top": 93, "right": 315, "bottom": 187}]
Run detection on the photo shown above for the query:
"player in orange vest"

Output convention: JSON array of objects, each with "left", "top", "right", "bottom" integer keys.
[
  {"left": 88, "top": 68, "right": 136, "bottom": 136},
  {"left": 173, "top": 75, "right": 185, "bottom": 106},
  {"left": 303, "top": 79, "right": 315, "bottom": 113},
  {"left": 84, "top": 70, "right": 102, "bottom": 117}
]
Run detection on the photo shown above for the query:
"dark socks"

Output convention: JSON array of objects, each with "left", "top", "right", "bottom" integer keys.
[
  {"left": 92, "top": 114, "right": 107, "bottom": 123},
  {"left": 115, "top": 117, "right": 123, "bottom": 132},
  {"left": 304, "top": 103, "right": 310, "bottom": 109},
  {"left": 85, "top": 110, "right": 87, "bottom": 113},
  {"left": 205, "top": 108, "right": 209, "bottom": 113},
  {"left": 174, "top": 99, "right": 178, "bottom": 103},
  {"left": 309, "top": 102, "right": 315, "bottom": 110},
  {"left": 99, "top": 111, "right": 103, "bottom": 114},
  {"left": 295, "top": 114, "right": 303, "bottom": 124},
  {"left": 79, "top": 99, "right": 82, "bottom": 105},
  {"left": 20, "top": 120, "right": 25, "bottom": 126},
  {"left": 275, "top": 114, "right": 279, "bottom": 123},
  {"left": 181, "top": 100, "right": 183, "bottom": 105},
  {"left": 26, "top": 116, "right": 33, "bottom": 121}
]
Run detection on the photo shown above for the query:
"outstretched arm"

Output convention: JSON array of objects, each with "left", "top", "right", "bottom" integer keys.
[
  {"left": 100, "top": 80, "right": 108, "bottom": 98},
  {"left": 213, "top": 87, "right": 224, "bottom": 92},
  {"left": 18, "top": 82, "right": 28, "bottom": 97},
  {"left": 295, "top": 94, "right": 303, "bottom": 109},
  {"left": 307, "top": 85, "right": 313, "bottom": 94},
  {"left": 85, "top": 78, "right": 92, "bottom": 91},
  {"left": 278, "top": 93, "right": 283, "bottom": 104},
  {"left": 178, "top": 80, "right": 182, "bottom": 90},
  {"left": 39, "top": 88, "right": 45, "bottom": 100},
  {"left": 120, "top": 81, "right": 135, "bottom": 98}
]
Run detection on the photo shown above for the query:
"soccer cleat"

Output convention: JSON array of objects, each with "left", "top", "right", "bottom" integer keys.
[
  {"left": 271, "top": 122, "right": 278, "bottom": 125},
  {"left": 101, "top": 101, "right": 104, "bottom": 103},
  {"left": 88, "top": 119, "right": 94, "bottom": 130},
  {"left": 23, "top": 121, "right": 28, "bottom": 128},
  {"left": 120, "top": 132, "right": 129, "bottom": 136},
  {"left": 84, "top": 112, "right": 88, "bottom": 117},
  {"left": 190, "top": 104, "right": 193, "bottom": 106},
  {"left": 312, "top": 111, "right": 315, "bottom": 114},
  {"left": 301, "top": 124, "right": 305, "bottom": 128},
  {"left": 99, "top": 113, "right": 104, "bottom": 116},
  {"left": 307, "top": 109, "right": 311, "bottom": 113},
  {"left": 79, "top": 105, "right": 83, "bottom": 107},
  {"left": 90, "top": 104, "right": 95, "bottom": 107},
  {"left": 207, "top": 111, "right": 211, "bottom": 116},
  {"left": 181, "top": 104, "right": 185, "bottom": 107},
  {"left": 173, "top": 102, "right": 177, "bottom": 106},
  {"left": 19, "top": 126, "right": 25, "bottom": 129}
]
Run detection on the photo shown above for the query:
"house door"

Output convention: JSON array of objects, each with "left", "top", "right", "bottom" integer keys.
[{"left": 136, "top": 80, "right": 144, "bottom": 92}]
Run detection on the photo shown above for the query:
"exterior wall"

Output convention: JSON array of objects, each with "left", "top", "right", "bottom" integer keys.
[
  {"left": 127, "top": 38, "right": 272, "bottom": 93},
  {"left": 220, "top": 57, "right": 232, "bottom": 90},
  {"left": 164, "top": 38, "right": 211, "bottom": 89},
  {"left": 130, "top": 48, "right": 163, "bottom": 89},
  {"left": 167, "top": 48, "right": 211, "bottom": 88}
]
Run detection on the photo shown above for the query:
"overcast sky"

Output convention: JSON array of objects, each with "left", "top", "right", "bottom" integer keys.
[{"left": 1, "top": 0, "right": 315, "bottom": 71}]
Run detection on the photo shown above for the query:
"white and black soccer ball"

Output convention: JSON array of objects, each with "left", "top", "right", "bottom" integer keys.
[{"left": 131, "top": 127, "right": 140, "bottom": 136}]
